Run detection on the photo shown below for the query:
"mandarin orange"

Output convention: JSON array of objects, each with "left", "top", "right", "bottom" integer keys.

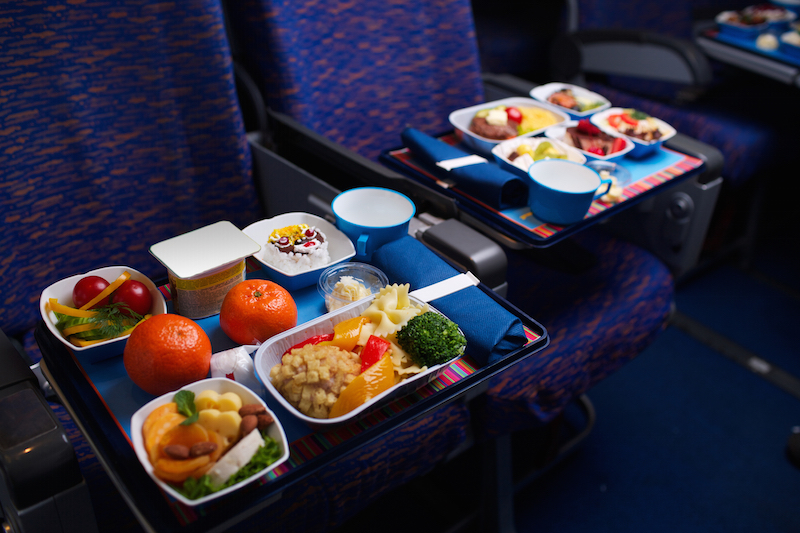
[
  {"left": 219, "top": 279, "right": 297, "bottom": 345},
  {"left": 123, "top": 313, "right": 212, "bottom": 396}
]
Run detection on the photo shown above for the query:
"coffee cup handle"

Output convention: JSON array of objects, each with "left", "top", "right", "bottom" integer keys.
[
  {"left": 356, "top": 234, "right": 369, "bottom": 256},
  {"left": 593, "top": 177, "right": 613, "bottom": 199}
]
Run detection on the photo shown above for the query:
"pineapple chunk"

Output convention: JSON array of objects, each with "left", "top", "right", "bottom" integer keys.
[
  {"left": 218, "top": 392, "right": 243, "bottom": 412},
  {"left": 197, "top": 409, "right": 242, "bottom": 442}
]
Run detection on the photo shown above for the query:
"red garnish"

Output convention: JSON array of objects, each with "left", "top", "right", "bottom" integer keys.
[
  {"left": 611, "top": 137, "right": 627, "bottom": 154},
  {"left": 282, "top": 334, "right": 334, "bottom": 355},
  {"left": 577, "top": 119, "right": 601, "bottom": 135},
  {"left": 587, "top": 147, "right": 605, "bottom": 156},
  {"left": 506, "top": 107, "right": 523, "bottom": 124}
]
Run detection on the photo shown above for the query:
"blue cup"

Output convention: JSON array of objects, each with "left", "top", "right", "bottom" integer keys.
[
  {"left": 527, "top": 159, "right": 612, "bottom": 226},
  {"left": 332, "top": 187, "right": 416, "bottom": 260}
]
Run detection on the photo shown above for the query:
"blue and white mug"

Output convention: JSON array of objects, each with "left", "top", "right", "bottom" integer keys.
[
  {"left": 332, "top": 187, "right": 416, "bottom": 260},
  {"left": 527, "top": 159, "right": 612, "bottom": 226}
]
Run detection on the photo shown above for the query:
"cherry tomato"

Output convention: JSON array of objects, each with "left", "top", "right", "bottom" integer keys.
[
  {"left": 112, "top": 280, "right": 152, "bottom": 316},
  {"left": 506, "top": 106, "right": 523, "bottom": 124},
  {"left": 587, "top": 146, "right": 605, "bottom": 156},
  {"left": 607, "top": 115, "right": 622, "bottom": 128},
  {"left": 72, "top": 276, "right": 111, "bottom": 309}
]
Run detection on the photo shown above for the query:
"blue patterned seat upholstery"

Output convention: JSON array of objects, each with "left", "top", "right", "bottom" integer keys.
[
  {"left": 571, "top": 0, "right": 793, "bottom": 189},
  {"left": 1, "top": 2, "right": 258, "bottom": 531},
  {"left": 225, "top": 0, "right": 486, "bottom": 162},
  {"left": 2, "top": 2, "right": 471, "bottom": 532},
  {"left": 225, "top": 0, "right": 675, "bottom": 494},
  {"left": 473, "top": 228, "right": 674, "bottom": 436},
  {"left": 1, "top": 1, "right": 260, "bottom": 354}
]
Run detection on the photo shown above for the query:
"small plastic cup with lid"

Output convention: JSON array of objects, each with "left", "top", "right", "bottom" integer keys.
[{"left": 317, "top": 262, "right": 390, "bottom": 312}]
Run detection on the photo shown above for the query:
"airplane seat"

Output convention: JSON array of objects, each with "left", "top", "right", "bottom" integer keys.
[
  {"left": 0, "top": 1, "right": 261, "bottom": 531},
  {"left": 224, "top": 0, "right": 679, "bottom": 528},
  {"left": 545, "top": 0, "right": 797, "bottom": 267}
]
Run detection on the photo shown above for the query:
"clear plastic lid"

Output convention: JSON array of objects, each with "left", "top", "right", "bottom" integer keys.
[{"left": 317, "top": 262, "right": 389, "bottom": 312}]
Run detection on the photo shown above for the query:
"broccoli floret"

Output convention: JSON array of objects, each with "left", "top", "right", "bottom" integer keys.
[{"left": 395, "top": 311, "right": 466, "bottom": 368}]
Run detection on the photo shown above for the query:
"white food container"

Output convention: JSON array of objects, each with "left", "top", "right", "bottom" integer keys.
[
  {"left": 130, "top": 377, "right": 289, "bottom": 507},
  {"left": 448, "top": 97, "right": 569, "bottom": 156},
  {"left": 39, "top": 265, "right": 167, "bottom": 363},
  {"left": 254, "top": 294, "right": 464, "bottom": 431},
  {"left": 243, "top": 212, "right": 356, "bottom": 291}
]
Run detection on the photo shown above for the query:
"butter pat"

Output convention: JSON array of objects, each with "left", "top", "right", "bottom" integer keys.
[
  {"left": 485, "top": 108, "right": 508, "bottom": 126},
  {"left": 208, "top": 428, "right": 265, "bottom": 487}
]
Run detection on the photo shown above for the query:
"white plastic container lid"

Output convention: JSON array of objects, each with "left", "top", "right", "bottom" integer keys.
[{"left": 149, "top": 221, "right": 262, "bottom": 279}]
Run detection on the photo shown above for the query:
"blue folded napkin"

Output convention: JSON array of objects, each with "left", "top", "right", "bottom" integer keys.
[
  {"left": 401, "top": 127, "right": 528, "bottom": 211},
  {"left": 371, "top": 236, "right": 528, "bottom": 366}
]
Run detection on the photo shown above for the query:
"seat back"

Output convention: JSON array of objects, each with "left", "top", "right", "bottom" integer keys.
[
  {"left": 225, "top": 0, "right": 485, "bottom": 162},
  {"left": 0, "top": 1, "right": 261, "bottom": 344}
]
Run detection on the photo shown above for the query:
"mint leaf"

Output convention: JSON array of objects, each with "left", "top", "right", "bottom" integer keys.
[{"left": 174, "top": 390, "right": 198, "bottom": 425}]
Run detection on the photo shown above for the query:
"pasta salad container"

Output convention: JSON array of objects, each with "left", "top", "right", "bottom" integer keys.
[{"left": 253, "top": 291, "right": 464, "bottom": 431}]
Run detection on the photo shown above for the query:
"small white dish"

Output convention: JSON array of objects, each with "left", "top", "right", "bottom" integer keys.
[
  {"left": 130, "top": 377, "right": 289, "bottom": 507},
  {"left": 448, "top": 97, "right": 569, "bottom": 156},
  {"left": 243, "top": 212, "right": 356, "bottom": 291},
  {"left": 530, "top": 82, "right": 611, "bottom": 119},
  {"left": 254, "top": 295, "right": 462, "bottom": 431},
  {"left": 39, "top": 266, "right": 167, "bottom": 363},
  {"left": 590, "top": 108, "right": 676, "bottom": 159},
  {"left": 716, "top": 10, "right": 770, "bottom": 38},
  {"left": 544, "top": 121, "right": 634, "bottom": 162},
  {"left": 492, "top": 136, "right": 586, "bottom": 178},
  {"left": 780, "top": 29, "right": 800, "bottom": 58}
]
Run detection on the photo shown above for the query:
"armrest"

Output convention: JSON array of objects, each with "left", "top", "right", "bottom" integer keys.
[
  {"left": 551, "top": 29, "right": 713, "bottom": 86},
  {"left": 0, "top": 328, "right": 98, "bottom": 532}
]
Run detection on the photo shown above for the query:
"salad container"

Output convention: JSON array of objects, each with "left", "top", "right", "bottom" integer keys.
[
  {"left": 590, "top": 108, "right": 676, "bottom": 159},
  {"left": 40, "top": 265, "right": 167, "bottom": 363},
  {"left": 530, "top": 82, "right": 611, "bottom": 120}
]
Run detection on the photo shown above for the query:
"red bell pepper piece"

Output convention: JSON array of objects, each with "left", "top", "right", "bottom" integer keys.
[
  {"left": 587, "top": 146, "right": 605, "bottom": 156},
  {"left": 610, "top": 137, "right": 627, "bottom": 154},
  {"left": 360, "top": 335, "right": 391, "bottom": 373},
  {"left": 283, "top": 333, "right": 334, "bottom": 355},
  {"left": 620, "top": 113, "right": 638, "bottom": 126}
]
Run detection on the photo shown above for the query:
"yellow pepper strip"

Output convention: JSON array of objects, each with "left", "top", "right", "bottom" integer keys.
[
  {"left": 49, "top": 299, "right": 98, "bottom": 318},
  {"left": 328, "top": 353, "right": 394, "bottom": 418},
  {"left": 318, "top": 316, "right": 370, "bottom": 353},
  {"left": 79, "top": 271, "right": 131, "bottom": 310},
  {"left": 61, "top": 323, "right": 100, "bottom": 336}
]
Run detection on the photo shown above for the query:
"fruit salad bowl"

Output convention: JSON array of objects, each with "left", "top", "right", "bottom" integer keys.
[{"left": 130, "top": 377, "right": 289, "bottom": 507}]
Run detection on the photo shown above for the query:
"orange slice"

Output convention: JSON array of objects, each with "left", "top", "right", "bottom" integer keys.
[
  {"left": 155, "top": 422, "right": 210, "bottom": 461},
  {"left": 141, "top": 403, "right": 178, "bottom": 442},
  {"left": 145, "top": 412, "right": 186, "bottom": 465},
  {"left": 329, "top": 353, "right": 394, "bottom": 418},
  {"left": 153, "top": 455, "right": 211, "bottom": 484}
]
